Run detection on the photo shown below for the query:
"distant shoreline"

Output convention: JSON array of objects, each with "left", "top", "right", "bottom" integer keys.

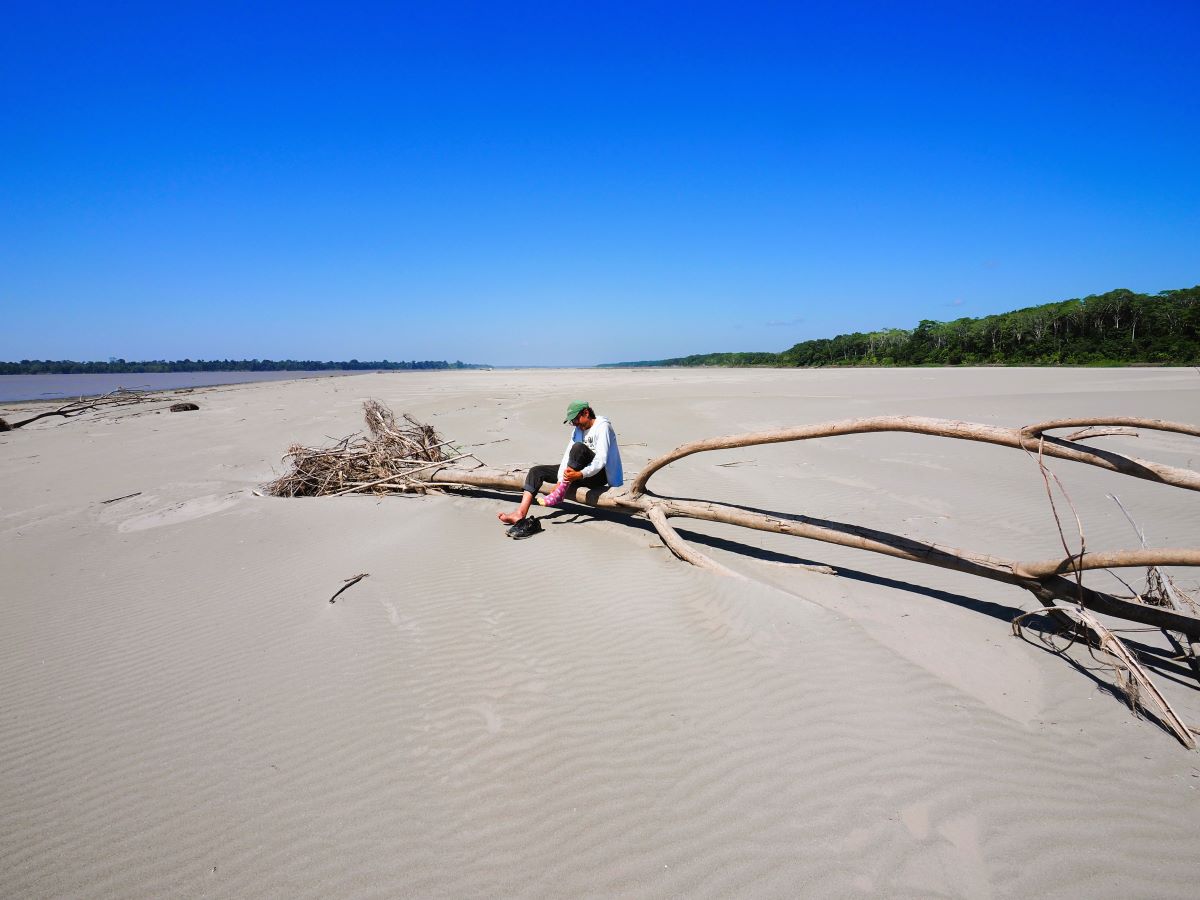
[
  {"left": 599, "top": 286, "right": 1200, "bottom": 368},
  {"left": 0, "top": 370, "right": 373, "bottom": 405},
  {"left": 601, "top": 361, "right": 1180, "bottom": 369}
]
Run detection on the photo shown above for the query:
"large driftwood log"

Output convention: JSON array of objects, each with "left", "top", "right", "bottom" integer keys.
[
  {"left": 269, "top": 408, "right": 1200, "bottom": 640},
  {"left": 273, "top": 405, "right": 1200, "bottom": 745},
  {"left": 272, "top": 410, "right": 1200, "bottom": 748},
  {"left": 406, "top": 413, "right": 1200, "bottom": 643}
]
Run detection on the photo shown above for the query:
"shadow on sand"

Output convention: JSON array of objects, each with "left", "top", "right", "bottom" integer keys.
[{"left": 476, "top": 486, "right": 1199, "bottom": 696}]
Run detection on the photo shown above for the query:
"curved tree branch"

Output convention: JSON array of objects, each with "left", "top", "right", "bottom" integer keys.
[
  {"left": 1021, "top": 417, "right": 1200, "bottom": 439},
  {"left": 1015, "top": 548, "right": 1200, "bottom": 579},
  {"left": 629, "top": 416, "right": 1200, "bottom": 497}
]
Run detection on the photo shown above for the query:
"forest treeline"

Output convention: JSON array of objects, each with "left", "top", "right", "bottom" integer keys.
[
  {"left": 0, "top": 358, "right": 485, "bottom": 375},
  {"left": 602, "top": 286, "right": 1200, "bottom": 368}
]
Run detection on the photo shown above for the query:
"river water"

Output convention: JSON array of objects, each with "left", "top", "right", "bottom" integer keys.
[{"left": 0, "top": 371, "right": 362, "bottom": 403}]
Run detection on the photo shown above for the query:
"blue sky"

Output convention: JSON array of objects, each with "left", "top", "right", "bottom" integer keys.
[{"left": 2, "top": 1, "right": 1197, "bottom": 366}]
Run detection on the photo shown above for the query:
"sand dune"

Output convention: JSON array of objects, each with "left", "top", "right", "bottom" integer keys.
[{"left": 2, "top": 368, "right": 1199, "bottom": 898}]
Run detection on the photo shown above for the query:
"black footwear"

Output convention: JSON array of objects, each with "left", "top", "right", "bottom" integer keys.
[{"left": 505, "top": 517, "right": 543, "bottom": 540}]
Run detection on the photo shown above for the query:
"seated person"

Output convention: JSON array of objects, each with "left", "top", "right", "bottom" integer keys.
[{"left": 498, "top": 401, "right": 623, "bottom": 524}]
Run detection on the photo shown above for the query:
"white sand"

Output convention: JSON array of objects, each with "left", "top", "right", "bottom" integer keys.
[{"left": 2, "top": 368, "right": 1199, "bottom": 898}]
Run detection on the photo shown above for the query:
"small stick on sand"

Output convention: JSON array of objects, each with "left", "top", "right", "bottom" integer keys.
[
  {"left": 329, "top": 573, "right": 369, "bottom": 604},
  {"left": 101, "top": 491, "right": 142, "bottom": 504}
]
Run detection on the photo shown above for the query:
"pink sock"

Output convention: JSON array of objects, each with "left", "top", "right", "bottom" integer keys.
[{"left": 540, "top": 480, "right": 568, "bottom": 506}]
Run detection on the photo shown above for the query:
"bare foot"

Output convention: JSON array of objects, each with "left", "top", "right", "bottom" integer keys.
[{"left": 498, "top": 511, "right": 523, "bottom": 525}]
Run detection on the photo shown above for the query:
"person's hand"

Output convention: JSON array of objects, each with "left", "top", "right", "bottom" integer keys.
[{"left": 564, "top": 467, "right": 583, "bottom": 482}]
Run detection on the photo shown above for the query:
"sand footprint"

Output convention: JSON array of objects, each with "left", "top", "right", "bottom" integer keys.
[
  {"left": 117, "top": 491, "right": 244, "bottom": 532},
  {"left": 380, "top": 600, "right": 422, "bottom": 636},
  {"left": 896, "top": 802, "right": 991, "bottom": 898}
]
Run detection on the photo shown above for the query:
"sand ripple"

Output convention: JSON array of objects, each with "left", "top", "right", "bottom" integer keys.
[{"left": 4, "top": 368, "right": 1200, "bottom": 898}]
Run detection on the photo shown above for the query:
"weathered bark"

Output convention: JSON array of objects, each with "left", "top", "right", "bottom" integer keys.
[
  {"left": 1063, "top": 426, "right": 1137, "bottom": 441},
  {"left": 1021, "top": 417, "right": 1200, "bottom": 439},
  {"left": 1015, "top": 549, "right": 1200, "bottom": 579}
]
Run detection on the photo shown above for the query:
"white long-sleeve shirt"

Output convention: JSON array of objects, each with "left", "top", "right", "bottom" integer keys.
[{"left": 557, "top": 415, "right": 624, "bottom": 486}]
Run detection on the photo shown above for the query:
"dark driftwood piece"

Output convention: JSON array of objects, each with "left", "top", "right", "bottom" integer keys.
[
  {"left": 100, "top": 491, "right": 142, "bottom": 505},
  {"left": 329, "top": 573, "right": 369, "bottom": 604}
]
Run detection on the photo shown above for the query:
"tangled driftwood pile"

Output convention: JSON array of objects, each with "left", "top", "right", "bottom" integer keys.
[
  {"left": 265, "top": 400, "right": 479, "bottom": 497},
  {"left": 269, "top": 400, "right": 1200, "bottom": 746}
]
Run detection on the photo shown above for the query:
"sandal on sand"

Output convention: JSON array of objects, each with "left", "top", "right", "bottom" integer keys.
[{"left": 505, "top": 517, "right": 543, "bottom": 540}]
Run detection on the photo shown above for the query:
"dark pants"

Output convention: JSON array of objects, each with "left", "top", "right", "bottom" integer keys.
[{"left": 523, "top": 442, "right": 608, "bottom": 496}]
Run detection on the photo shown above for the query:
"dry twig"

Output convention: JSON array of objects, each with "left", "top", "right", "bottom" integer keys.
[
  {"left": 100, "top": 491, "right": 142, "bottom": 505},
  {"left": 329, "top": 573, "right": 369, "bottom": 604}
]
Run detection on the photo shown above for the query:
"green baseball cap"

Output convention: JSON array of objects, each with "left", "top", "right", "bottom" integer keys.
[{"left": 563, "top": 400, "right": 589, "bottom": 423}]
